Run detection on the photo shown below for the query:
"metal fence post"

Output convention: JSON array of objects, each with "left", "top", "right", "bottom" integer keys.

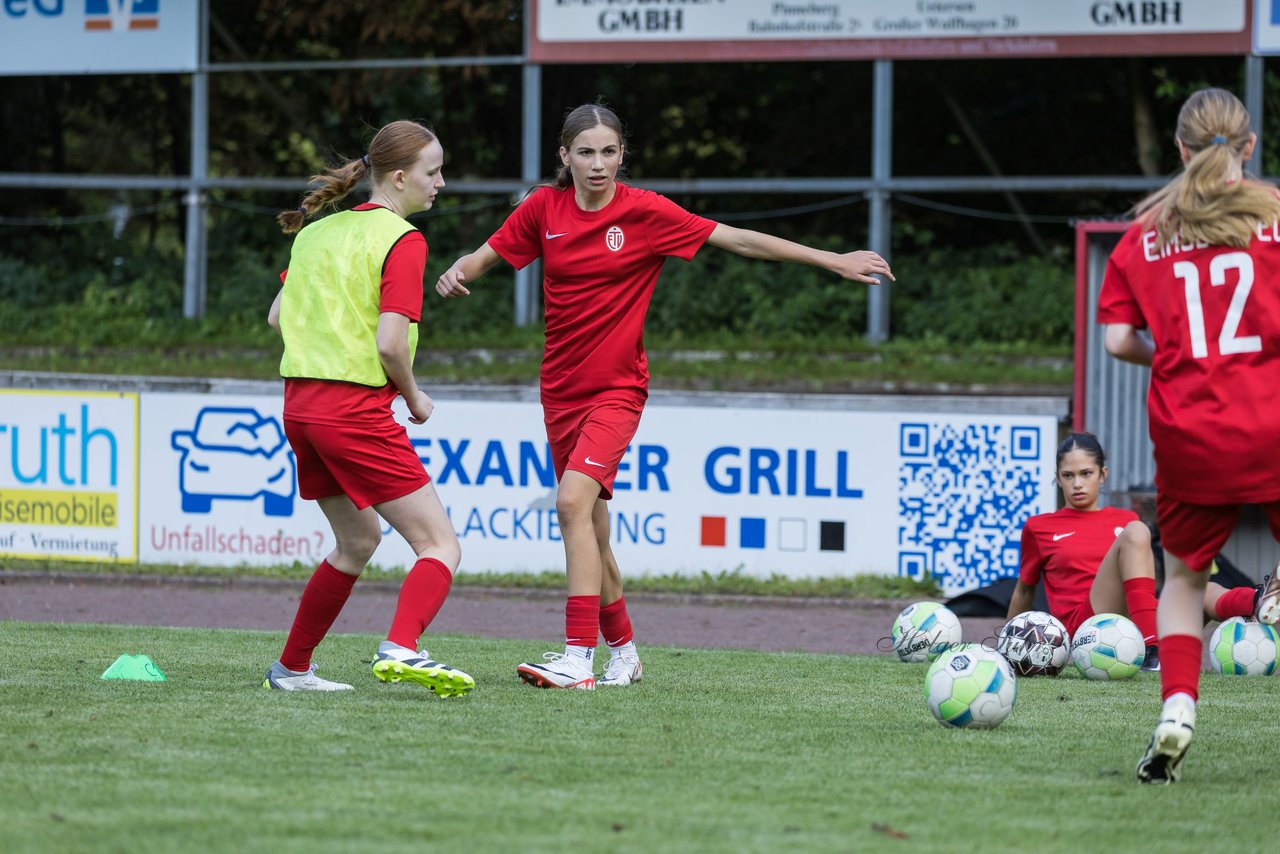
[
  {"left": 867, "top": 59, "right": 893, "bottom": 344},
  {"left": 516, "top": 2, "right": 542, "bottom": 328},
  {"left": 182, "top": 0, "right": 209, "bottom": 319}
]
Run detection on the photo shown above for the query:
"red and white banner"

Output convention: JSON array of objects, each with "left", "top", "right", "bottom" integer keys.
[{"left": 530, "top": 0, "right": 1250, "bottom": 62}]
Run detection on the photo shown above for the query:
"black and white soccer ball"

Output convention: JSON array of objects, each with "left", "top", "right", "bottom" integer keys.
[{"left": 996, "top": 610, "right": 1070, "bottom": 677}]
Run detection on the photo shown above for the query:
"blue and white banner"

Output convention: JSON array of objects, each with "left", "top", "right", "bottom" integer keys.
[
  {"left": 0, "top": 389, "right": 138, "bottom": 561},
  {"left": 0, "top": 1, "right": 197, "bottom": 76},
  {"left": 1256, "top": 0, "right": 1280, "bottom": 53},
  {"left": 133, "top": 391, "right": 1057, "bottom": 595}
]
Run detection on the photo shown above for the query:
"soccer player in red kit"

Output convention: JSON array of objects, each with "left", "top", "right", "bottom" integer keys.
[
  {"left": 1099, "top": 88, "right": 1280, "bottom": 783},
  {"left": 1008, "top": 433, "right": 1263, "bottom": 669},
  {"left": 262, "top": 120, "right": 473, "bottom": 697},
  {"left": 436, "top": 103, "right": 893, "bottom": 689}
]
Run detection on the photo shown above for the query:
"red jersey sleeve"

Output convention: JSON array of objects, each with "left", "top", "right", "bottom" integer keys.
[
  {"left": 1018, "top": 519, "right": 1044, "bottom": 586},
  {"left": 643, "top": 192, "right": 717, "bottom": 260},
  {"left": 379, "top": 231, "right": 426, "bottom": 321},
  {"left": 487, "top": 189, "right": 547, "bottom": 270},
  {"left": 1097, "top": 228, "right": 1147, "bottom": 327}
]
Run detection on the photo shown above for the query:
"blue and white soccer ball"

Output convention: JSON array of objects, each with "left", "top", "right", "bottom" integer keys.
[
  {"left": 1209, "top": 617, "right": 1279, "bottom": 676},
  {"left": 1069, "top": 613, "right": 1145, "bottom": 680},
  {"left": 891, "top": 601, "right": 963, "bottom": 663},
  {"left": 924, "top": 645, "right": 1017, "bottom": 729}
]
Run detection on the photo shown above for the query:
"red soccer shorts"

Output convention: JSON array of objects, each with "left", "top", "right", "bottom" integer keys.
[
  {"left": 284, "top": 417, "right": 429, "bottom": 510},
  {"left": 543, "top": 397, "right": 644, "bottom": 500},
  {"left": 1156, "top": 496, "right": 1280, "bottom": 572}
]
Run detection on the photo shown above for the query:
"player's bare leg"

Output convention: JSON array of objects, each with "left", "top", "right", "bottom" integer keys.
[
  {"left": 516, "top": 472, "right": 600, "bottom": 689},
  {"left": 596, "top": 498, "right": 642, "bottom": 686},
  {"left": 370, "top": 484, "right": 474, "bottom": 697},
  {"left": 265, "top": 495, "right": 379, "bottom": 692},
  {"left": 1137, "top": 551, "right": 1208, "bottom": 784},
  {"left": 1089, "top": 521, "right": 1159, "bottom": 669}
]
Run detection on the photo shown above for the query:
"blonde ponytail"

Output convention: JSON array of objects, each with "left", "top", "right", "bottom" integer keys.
[{"left": 1134, "top": 87, "right": 1280, "bottom": 249}]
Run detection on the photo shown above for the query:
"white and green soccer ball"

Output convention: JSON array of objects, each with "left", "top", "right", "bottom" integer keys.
[
  {"left": 1069, "top": 613, "right": 1145, "bottom": 680},
  {"left": 1209, "top": 617, "right": 1279, "bottom": 676},
  {"left": 891, "top": 601, "right": 962, "bottom": 663},
  {"left": 924, "top": 645, "right": 1017, "bottom": 729}
]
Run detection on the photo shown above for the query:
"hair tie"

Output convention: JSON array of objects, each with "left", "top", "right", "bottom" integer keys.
[
  {"left": 360, "top": 154, "right": 370, "bottom": 167},
  {"left": 296, "top": 206, "right": 307, "bottom": 215},
  {"left": 1212, "top": 135, "right": 1229, "bottom": 145}
]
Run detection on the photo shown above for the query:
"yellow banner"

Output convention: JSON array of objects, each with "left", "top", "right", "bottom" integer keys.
[{"left": 0, "top": 489, "right": 118, "bottom": 528}]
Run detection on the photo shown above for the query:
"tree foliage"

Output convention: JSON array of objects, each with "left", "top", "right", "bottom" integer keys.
[{"left": 0, "top": 2, "right": 1267, "bottom": 349}]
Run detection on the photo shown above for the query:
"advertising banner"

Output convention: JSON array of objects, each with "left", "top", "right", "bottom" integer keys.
[
  {"left": 531, "top": 0, "right": 1250, "bottom": 62},
  {"left": 1255, "top": 0, "right": 1280, "bottom": 53},
  {"left": 0, "top": 389, "right": 138, "bottom": 561},
  {"left": 0, "top": 1, "right": 198, "bottom": 76},
  {"left": 136, "top": 391, "right": 1056, "bottom": 596}
]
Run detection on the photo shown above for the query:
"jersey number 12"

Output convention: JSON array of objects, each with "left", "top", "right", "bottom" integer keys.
[{"left": 1173, "top": 251, "right": 1261, "bottom": 359}]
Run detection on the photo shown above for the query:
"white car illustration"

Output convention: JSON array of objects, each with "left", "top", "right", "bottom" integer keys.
[{"left": 171, "top": 407, "right": 296, "bottom": 516}]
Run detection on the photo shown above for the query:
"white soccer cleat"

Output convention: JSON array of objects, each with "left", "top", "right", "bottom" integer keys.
[
  {"left": 1136, "top": 693, "right": 1196, "bottom": 784},
  {"left": 599, "top": 651, "right": 643, "bottom": 686},
  {"left": 262, "top": 661, "right": 354, "bottom": 692},
  {"left": 1254, "top": 565, "right": 1280, "bottom": 626},
  {"left": 516, "top": 650, "right": 595, "bottom": 690}
]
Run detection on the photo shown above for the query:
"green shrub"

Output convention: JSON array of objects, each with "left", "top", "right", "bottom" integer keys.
[
  {"left": 0, "top": 219, "right": 1074, "bottom": 351},
  {"left": 890, "top": 245, "right": 1074, "bottom": 345}
]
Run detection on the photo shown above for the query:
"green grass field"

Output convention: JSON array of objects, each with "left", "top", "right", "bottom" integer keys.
[{"left": 2, "top": 622, "right": 1278, "bottom": 853}]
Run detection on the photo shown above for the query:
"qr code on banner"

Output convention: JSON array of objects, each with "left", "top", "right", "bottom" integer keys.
[{"left": 897, "top": 422, "right": 1044, "bottom": 597}]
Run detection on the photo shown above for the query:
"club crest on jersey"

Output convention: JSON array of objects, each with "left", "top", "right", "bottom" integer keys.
[{"left": 606, "top": 226, "right": 625, "bottom": 252}]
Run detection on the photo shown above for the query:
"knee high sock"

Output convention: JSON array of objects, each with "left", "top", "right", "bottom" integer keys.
[
  {"left": 599, "top": 595, "right": 635, "bottom": 647},
  {"left": 1123, "top": 577, "right": 1159, "bottom": 645},
  {"left": 387, "top": 557, "right": 453, "bottom": 651},
  {"left": 1213, "top": 585, "right": 1257, "bottom": 620},
  {"left": 1159, "top": 634, "right": 1202, "bottom": 702},
  {"left": 566, "top": 595, "right": 601, "bottom": 648},
  {"left": 280, "top": 560, "right": 358, "bottom": 671}
]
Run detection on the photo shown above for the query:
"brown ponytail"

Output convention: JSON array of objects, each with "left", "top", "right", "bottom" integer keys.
[{"left": 278, "top": 120, "right": 437, "bottom": 234}]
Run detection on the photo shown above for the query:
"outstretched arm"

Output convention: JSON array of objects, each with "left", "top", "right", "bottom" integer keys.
[
  {"left": 705, "top": 223, "right": 894, "bottom": 284},
  {"left": 1103, "top": 323, "right": 1154, "bottom": 366},
  {"left": 436, "top": 242, "right": 505, "bottom": 298}
]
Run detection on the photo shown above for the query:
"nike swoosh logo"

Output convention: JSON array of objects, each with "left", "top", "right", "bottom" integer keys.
[
  {"left": 545, "top": 230, "right": 569, "bottom": 239},
  {"left": 1053, "top": 532, "right": 1076, "bottom": 541},
  {"left": 584, "top": 456, "right": 606, "bottom": 468}
]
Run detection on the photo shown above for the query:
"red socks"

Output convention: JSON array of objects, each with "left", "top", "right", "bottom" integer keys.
[
  {"left": 280, "top": 559, "right": 358, "bottom": 671},
  {"left": 1214, "top": 585, "right": 1257, "bottom": 621},
  {"left": 387, "top": 557, "right": 453, "bottom": 651},
  {"left": 1159, "top": 634, "right": 1202, "bottom": 701},
  {"left": 600, "top": 595, "right": 635, "bottom": 647},
  {"left": 1123, "top": 577, "right": 1159, "bottom": 645},
  {"left": 565, "top": 595, "right": 601, "bottom": 648}
]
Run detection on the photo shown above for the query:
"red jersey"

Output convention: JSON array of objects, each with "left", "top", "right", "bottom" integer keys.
[
  {"left": 1098, "top": 220, "right": 1280, "bottom": 503},
  {"left": 1019, "top": 506, "right": 1138, "bottom": 621},
  {"left": 283, "top": 204, "right": 427, "bottom": 426},
  {"left": 486, "top": 183, "right": 716, "bottom": 407}
]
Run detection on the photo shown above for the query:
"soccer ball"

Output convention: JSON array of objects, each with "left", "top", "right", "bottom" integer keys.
[
  {"left": 1209, "top": 617, "right": 1279, "bottom": 676},
  {"left": 1070, "top": 613, "right": 1145, "bottom": 680},
  {"left": 891, "top": 601, "right": 963, "bottom": 663},
  {"left": 924, "top": 646, "right": 1017, "bottom": 729},
  {"left": 996, "top": 611, "right": 1071, "bottom": 677}
]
